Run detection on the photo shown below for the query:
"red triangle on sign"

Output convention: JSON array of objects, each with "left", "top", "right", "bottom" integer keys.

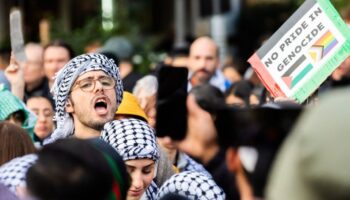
[{"left": 282, "top": 76, "right": 293, "bottom": 88}]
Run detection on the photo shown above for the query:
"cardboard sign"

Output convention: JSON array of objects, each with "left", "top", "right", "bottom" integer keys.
[
  {"left": 248, "top": 0, "right": 350, "bottom": 103},
  {"left": 10, "top": 9, "right": 26, "bottom": 63}
]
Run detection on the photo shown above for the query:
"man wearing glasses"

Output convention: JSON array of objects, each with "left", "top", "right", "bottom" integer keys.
[
  {"left": 44, "top": 53, "right": 177, "bottom": 188},
  {"left": 45, "top": 53, "right": 123, "bottom": 143}
]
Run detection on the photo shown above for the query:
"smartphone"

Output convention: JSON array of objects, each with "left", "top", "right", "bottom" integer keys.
[{"left": 156, "top": 65, "right": 188, "bottom": 141}]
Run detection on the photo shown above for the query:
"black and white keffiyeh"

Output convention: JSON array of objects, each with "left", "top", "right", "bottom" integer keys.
[
  {"left": 47, "top": 53, "right": 123, "bottom": 143},
  {"left": 157, "top": 171, "right": 226, "bottom": 200},
  {"left": 0, "top": 154, "right": 37, "bottom": 193},
  {"left": 177, "top": 152, "right": 212, "bottom": 178},
  {"left": 101, "top": 118, "right": 159, "bottom": 162},
  {"left": 141, "top": 181, "right": 158, "bottom": 200}
]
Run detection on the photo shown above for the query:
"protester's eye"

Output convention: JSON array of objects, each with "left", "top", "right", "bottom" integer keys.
[
  {"left": 126, "top": 166, "right": 135, "bottom": 174},
  {"left": 80, "top": 80, "right": 93, "bottom": 89},
  {"left": 100, "top": 77, "right": 114, "bottom": 86},
  {"left": 44, "top": 110, "right": 53, "bottom": 118},
  {"left": 142, "top": 169, "right": 151, "bottom": 174},
  {"left": 142, "top": 166, "right": 153, "bottom": 175}
]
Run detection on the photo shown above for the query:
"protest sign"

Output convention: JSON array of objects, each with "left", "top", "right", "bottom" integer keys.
[
  {"left": 248, "top": 0, "right": 350, "bottom": 103},
  {"left": 10, "top": 9, "right": 26, "bottom": 63}
]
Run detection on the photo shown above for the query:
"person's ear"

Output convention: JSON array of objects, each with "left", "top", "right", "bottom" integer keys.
[
  {"left": 226, "top": 147, "right": 239, "bottom": 172},
  {"left": 65, "top": 99, "right": 74, "bottom": 113}
]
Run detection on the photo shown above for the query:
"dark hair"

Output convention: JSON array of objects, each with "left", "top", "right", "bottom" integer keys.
[
  {"left": 341, "top": 6, "right": 350, "bottom": 21},
  {"left": 225, "top": 80, "right": 255, "bottom": 107},
  {"left": 5, "top": 110, "right": 26, "bottom": 126},
  {"left": 168, "top": 46, "right": 189, "bottom": 58},
  {"left": 215, "top": 107, "right": 302, "bottom": 197},
  {"left": 26, "top": 138, "right": 130, "bottom": 200},
  {"left": 189, "top": 84, "right": 226, "bottom": 115},
  {"left": 0, "top": 121, "right": 36, "bottom": 165},
  {"left": 159, "top": 193, "right": 190, "bottom": 200},
  {"left": 27, "top": 95, "right": 55, "bottom": 112},
  {"left": 101, "top": 52, "right": 120, "bottom": 66},
  {"left": 222, "top": 57, "right": 246, "bottom": 76},
  {"left": 44, "top": 40, "right": 75, "bottom": 59}
]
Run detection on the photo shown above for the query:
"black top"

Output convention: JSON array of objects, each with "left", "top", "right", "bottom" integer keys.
[
  {"left": 122, "top": 72, "right": 143, "bottom": 92},
  {"left": 205, "top": 150, "right": 240, "bottom": 200},
  {"left": 24, "top": 77, "right": 54, "bottom": 107}
]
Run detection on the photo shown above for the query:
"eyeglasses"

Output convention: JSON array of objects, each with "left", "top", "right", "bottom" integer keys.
[{"left": 73, "top": 76, "right": 115, "bottom": 92}]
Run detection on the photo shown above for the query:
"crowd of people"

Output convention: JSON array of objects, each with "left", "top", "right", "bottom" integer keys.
[{"left": 0, "top": 5, "right": 350, "bottom": 200}]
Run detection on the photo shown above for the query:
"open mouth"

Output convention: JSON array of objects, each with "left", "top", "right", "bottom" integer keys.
[{"left": 94, "top": 99, "right": 108, "bottom": 115}]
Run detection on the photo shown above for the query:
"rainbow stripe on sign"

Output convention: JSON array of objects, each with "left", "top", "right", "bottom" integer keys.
[{"left": 309, "top": 30, "right": 338, "bottom": 62}]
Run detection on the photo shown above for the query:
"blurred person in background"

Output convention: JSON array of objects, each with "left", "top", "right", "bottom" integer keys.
[
  {"left": 187, "top": 36, "right": 229, "bottom": 92},
  {"left": 222, "top": 63, "right": 242, "bottom": 86},
  {"left": 0, "top": 121, "right": 36, "bottom": 166},
  {"left": 99, "top": 36, "right": 142, "bottom": 92},
  {"left": 26, "top": 95, "right": 55, "bottom": 145},
  {"left": 180, "top": 84, "right": 224, "bottom": 164},
  {"left": 215, "top": 103, "right": 302, "bottom": 199},
  {"left": 225, "top": 80, "right": 260, "bottom": 108},
  {"left": 26, "top": 138, "right": 130, "bottom": 200},
  {"left": 179, "top": 84, "right": 242, "bottom": 200},
  {"left": 163, "top": 47, "right": 189, "bottom": 68},
  {"left": 266, "top": 88, "right": 350, "bottom": 200},
  {"left": 0, "top": 88, "right": 36, "bottom": 138},
  {"left": 133, "top": 75, "right": 158, "bottom": 128},
  {"left": 84, "top": 41, "right": 102, "bottom": 53},
  {"left": 43, "top": 40, "right": 74, "bottom": 89},
  {"left": 23, "top": 43, "right": 52, "bottom": 103}
]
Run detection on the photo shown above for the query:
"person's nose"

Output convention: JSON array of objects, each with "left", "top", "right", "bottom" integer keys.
[
  {"left": 38, "top": 112, "right": 46, "bottom": 122},
  {"left": 131, "top": 173, "right": 143, "bottom": 190},
  {"left": 54, "top": 62, "right": 64, "bottom": 74},
  {"left": 93, "top": 80, "right": 104, "bottom": 93},
  {"left": 197, "top": 58, "right": 207, "bottom": 69},
  {"left": 163, "top": 136, "right": 173, "bottom": 145}
]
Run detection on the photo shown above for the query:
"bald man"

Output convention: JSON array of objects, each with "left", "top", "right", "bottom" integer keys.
[{"left": 187, "top": 36, "right": 228, "bottom": 92}]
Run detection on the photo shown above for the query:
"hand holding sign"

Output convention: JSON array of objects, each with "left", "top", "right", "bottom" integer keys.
[
  {"left": 6, "top": 9, "right": 26, "bottom": 100},
  {"left": 5, "top": 53, "right": 25, "bottom": 100}
]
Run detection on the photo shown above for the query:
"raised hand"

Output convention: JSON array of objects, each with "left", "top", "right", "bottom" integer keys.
[{"left": 5, "top": 52, "right": 25, "bottom": 100}]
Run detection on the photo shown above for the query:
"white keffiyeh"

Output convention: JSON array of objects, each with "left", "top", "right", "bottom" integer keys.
[
  {"left": 157, "top": 171, "right": 226, "bottom": 200},
  {"left": 0, "top": 154, "right": 37, "bottom": 193},
  {"left": 100, "top": 118, "right": 159, "bottom": 162},
  {"left": 101, "top": 118, "right": 160, "bottom": 200}
]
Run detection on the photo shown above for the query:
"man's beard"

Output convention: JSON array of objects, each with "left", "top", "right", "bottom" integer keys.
[
  {"left": 88, "top": 121, "right": 106, "bottom": 131},
  {"left": 70, "top": 96, "right": 113, "bottom": 132},
  {"left": 190, "top": 69, "right": 211, "bottom": 87}
]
